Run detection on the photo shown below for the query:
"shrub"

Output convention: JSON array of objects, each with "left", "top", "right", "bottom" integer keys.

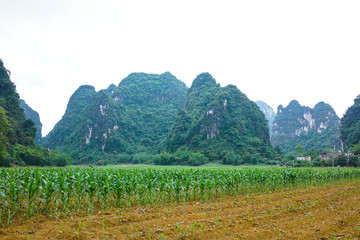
[
  {"left": 335, "top": 155, "right": 348, "bottom": 167},
  {"left": 96, "top": 160, "right": 105, "bottom": 166},
  {"left": 116, "top": 153, "right": 132, "bottom": 163},
  {"left": 132, "top": 153, "right": 153, "bottom": 164},
  {"left": 349, "top": 156, "right": 359, "bottom": 167}
]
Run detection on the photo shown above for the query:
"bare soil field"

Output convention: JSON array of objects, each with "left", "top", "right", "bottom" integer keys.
[{"left": 1, "top": 181, "right": 360, "bottom": 239}]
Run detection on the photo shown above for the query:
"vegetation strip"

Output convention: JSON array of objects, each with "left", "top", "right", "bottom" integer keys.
[
  {"left": 1, "top": 180, "right": 359, "bottom": 239},
  {"left": 1, "top": 167, "right": 360, "bottom": 225}
]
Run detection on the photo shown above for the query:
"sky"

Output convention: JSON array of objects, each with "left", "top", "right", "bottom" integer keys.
[{"left": 0, "top": 0, "right": 359, "bottom": 136}]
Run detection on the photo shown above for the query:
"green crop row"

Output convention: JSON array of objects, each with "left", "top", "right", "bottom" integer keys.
[{"left": 1, "top": 167, "right": 360, "bottom": 224}]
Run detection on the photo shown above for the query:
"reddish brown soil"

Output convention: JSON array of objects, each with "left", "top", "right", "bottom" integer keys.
[{"left": 1, "top": 181, "right": 360, "bottom": 239}]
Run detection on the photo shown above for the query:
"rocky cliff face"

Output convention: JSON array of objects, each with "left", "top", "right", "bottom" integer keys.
[
  {"left": 271, "top": 100, "right": 340, "bottom": 153},
  {"left": 20, "top": 99, "right": 42, "bottom": 144},
  {"left": 256, "top": 101, "right": 276, "bottom": 134}
]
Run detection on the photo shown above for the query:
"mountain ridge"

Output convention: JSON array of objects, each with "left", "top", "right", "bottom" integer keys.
[{"left": 42, "top": 72, "right": 275, "bottom": 164}]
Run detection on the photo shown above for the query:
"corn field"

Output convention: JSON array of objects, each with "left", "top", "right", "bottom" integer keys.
[{"left": 1, "top": 167, "right": 360, "bottom": 224}]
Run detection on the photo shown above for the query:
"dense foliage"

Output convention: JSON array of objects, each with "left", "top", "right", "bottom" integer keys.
[
  {"left": 271, "top": 100, "right": 340, "bottom": 154},
  {"left": 341, "top": 95, "right": 360, "bottom": 150},
  {"left": 1, "top": 166, "right": 360, "bottom": 223},
  {"left": 279, "top": 146, "right": 360, "bottom": 168},
  {"left": 0, "top": 106, "right": 10, "bottom": 165},
  {"left": 0, "top": 59, "right": 36, "bottom": 147},
  {"left": 0, "top": 59, "right": 71, "bottom": 167},
  {"left": 20, "top": 99, "right": 42, "bottom": 144}
]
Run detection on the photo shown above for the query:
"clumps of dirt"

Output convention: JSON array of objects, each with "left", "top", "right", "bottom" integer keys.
[{"left": 1, "top": 181, "right": 360, "bottom": 239}]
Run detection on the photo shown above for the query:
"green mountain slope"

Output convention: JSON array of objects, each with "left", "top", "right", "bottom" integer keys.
[
  {"left": 43, "top": 72, "right": 188, "bottom": 163},
  {"left": 340, "top": 95, "right": 360, "bottom": 149},
  {"left": 271, "top": 100, "right": 340, "bottom": 153},
  {"left": 0, "top": 59, "right": 35, "bottom": 147},
  {"left": 42, "top": 85, "right": 96, "bottom": 149},
  {"left": 20, "top": 99, "right": 42, "bottom": 144},
  {"left": 0, "top": 58, "right": 71, "bottom": 167},
  {"left": 167, "top": 73, "right": 274, "bottom": 163}
]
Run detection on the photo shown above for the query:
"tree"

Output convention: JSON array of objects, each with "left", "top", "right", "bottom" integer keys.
[
  {"left": 335, "top": 155, "right": 347, "bottom": 167},
  {"left": 351, "top": 141, "right": 360, "bottom": 154},
  {"left": 348, "top": 155, "right": 359, "bottom": 167},
  {"left": 305, "top": 148, "right": 320, "bottom": 161},
  {"left": 295, "top": 144, "right": 305, "bottom": 157},
  {"left": 55, "top": 153, "right": 73, "bottom": 167},
  {"left": 274, "top": 145, "right": 283, "bottom": 156},
  {"left": 0, "top": 106, "right": 10, "bottom": 166}
]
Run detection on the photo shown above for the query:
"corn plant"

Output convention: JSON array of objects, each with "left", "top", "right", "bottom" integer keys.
[{"left": 1, "top": 166, "right": 360, "bottom": 224}]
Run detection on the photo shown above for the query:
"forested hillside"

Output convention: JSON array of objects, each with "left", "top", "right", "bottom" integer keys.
[
  {"left": 0, "top": 58, "right": 70, "bottom": 167},
  {"left": 167, "top": 73, "right": 274, "bottom": 164},
  {"left": 341, "top": 95, "right": 360, "bottom": 151},
  {"left": 0, "top": 59, "right": 35, "bottom": 148},
  {"left": 42, "top": 72, "right": 188, "bottom": 163},
  {"left": 42, "top": 72, "right": 275, "bottom": 165}
]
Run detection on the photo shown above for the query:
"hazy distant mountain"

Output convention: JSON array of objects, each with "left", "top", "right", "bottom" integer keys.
[
  {"left": 271, "top": 100, "right": 340, "bottom": 153},
  {"left": 20, "top": 99, "right": 42, "bottom": 144},
  {"left": 256, "top": 101, "right": 275, "bottom": 134}
]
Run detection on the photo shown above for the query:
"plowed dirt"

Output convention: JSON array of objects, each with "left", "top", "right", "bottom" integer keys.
[{"left": 1, "top": 181, "right": 360, "bottom": 239}]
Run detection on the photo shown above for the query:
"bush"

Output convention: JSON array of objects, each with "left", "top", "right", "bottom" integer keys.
[
  {"left": 55, "top": 157, "right": 67, "bottom": 167},
  {"left": 154, "top": 153, "right": 170, "bottom": 165},
  {"left": 20, "top": 152, "right": 45, "bottom": 166},
  {"left": 335, "top": 155, "right": 347, "bottom": 167},
  {"left": 0, "top": 153, "right": 11, "bottom": 167},
  {"left": 285, "top": 154, "right": 296, "bottom": 161},
  {"left": 222, "top": 151, "right": 242, "bottom": 165},
  {"left": 116, "top": 153, "right": 132, "bottom": 163},
  {"left": 349, "top": 156, "right": 359, "bottom": 167},
  {"left": 242, "top": 153, "right": 251, "bottom": 164},
  {"left": 96, "top": 160, "right": 105, "bottom": 166},
  {"left": 311, "top": 159, "right": 321, "bottom": 167},
  {"left": 132, "top": 153, "right": 153, "bottom": 164},
  {"left": 153, "top": 151, "right": 208, "bottom": 166},
  {"left": 55, "top": 153, "right": 72, "bottom": 167},
  {"left": 250, "top": 154, "right": 259, "bottom": 165},
  {"left": 187, "top": 152, "right": 207, "bottom": 166},
  {"left": 266, "top": 160, "right": 279, "bottom": 166}
]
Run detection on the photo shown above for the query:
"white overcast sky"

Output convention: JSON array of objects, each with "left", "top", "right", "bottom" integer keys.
[{"left": 0, "top": 0, "right": 359, "bottom": 136}]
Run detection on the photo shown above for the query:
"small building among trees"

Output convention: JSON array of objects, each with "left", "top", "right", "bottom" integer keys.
[
  {"left": 296, "top": 156, "right": 311, "bottom": 161},
  {"left": 319, "top": 152, "right": 332, "bottom": 160}
]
